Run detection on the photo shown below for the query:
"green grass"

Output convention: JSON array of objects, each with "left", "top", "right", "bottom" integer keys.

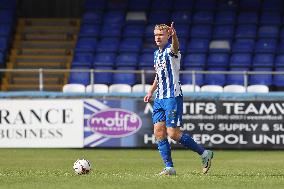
[{"left": 0, "top": 149, "right": 283, "bottom": 189}]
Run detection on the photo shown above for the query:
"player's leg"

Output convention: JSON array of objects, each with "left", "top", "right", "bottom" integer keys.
[{"left": 153, "top": 99, "right": 175, "bottom": 175}]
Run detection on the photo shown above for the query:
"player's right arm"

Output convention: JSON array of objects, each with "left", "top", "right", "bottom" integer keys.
[{"left": 144, "top": 76, "right": 158, "bottom": 102}]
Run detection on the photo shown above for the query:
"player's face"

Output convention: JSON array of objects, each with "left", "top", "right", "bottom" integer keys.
[{"left": 154, "top": 29, "right": 169, "bottom": 48}]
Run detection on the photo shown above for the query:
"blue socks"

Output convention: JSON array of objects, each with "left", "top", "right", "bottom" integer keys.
[
  {"left": 157, "top": 138, "right": 173, "bottom": 167},
  {"left": 179, "top": 133, "right": 205, "bottom": 155}
]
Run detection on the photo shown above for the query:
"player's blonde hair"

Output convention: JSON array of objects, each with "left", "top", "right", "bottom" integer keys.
[{"left": 154, "top": 24, "right": 170, "bottom": 31}]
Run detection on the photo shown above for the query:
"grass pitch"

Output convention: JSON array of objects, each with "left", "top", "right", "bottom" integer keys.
[{"left": 0, "top": 149, "right": 283, "bottom": 189}]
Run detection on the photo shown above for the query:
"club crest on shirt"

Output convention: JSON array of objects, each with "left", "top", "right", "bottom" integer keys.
[{"left": 154, "top": 60, "right": 166, "bottom": 71}]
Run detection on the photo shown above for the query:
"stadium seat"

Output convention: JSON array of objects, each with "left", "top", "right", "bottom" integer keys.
[
  {"left": 238, "top": 12, "right": 258, "bottom": 24},
  {"left": 63, "top": 84, "right": 86, "bottom": 93},
  {"left": 107, "top": 0, "right": 128, "bottom": 10},
  {"left": 123, "top": 24, "right": 145, "bottom": 37},
  {"left": 84, "top": 0, "right": 106, "bottom": 11},
  {"left": 144, "top": 24, "right": 155, "bottom": 37},
  {"left": 69, "top": 70, "right": 90, "bottom": 85},
  {"left": 116, "top": 53, "right": 138, "bottom": 67},
  {"left": 260, "top": 12, "right": 282, "bottom": 26},
  {"left": 181, "top": 84, "right": 201, "bottom": 92},
  {"left": 171, "top": 11, "right": 191, "bottom": 24},
  {"left": 0, "top": 37, "right": 8, "bottom": 52},
  {"left": 207, "top": 53, "right": 229, "bottom": 68},
  {"left": 174, "top": 24, "right": 190, "bottom": 38},
  {"left": 249, "top": 68, "right": 273, "bottom": 85},
  {"left": 239, "top": 0, "right": 261, "bottom": 11},
  {"left": 262, "top": 0, "right": 283, "bottom": 12},
  {"left": 209, "top": 40, "right": 231, "bottom": 53},
  {"left": 190, "top": 25, "right": 212, "bottom": 38},
  {"left": 232, "top": 39, "right": 255, "bottom": 53},
  {"left": 93, "top": 53, "right": 116, "bottom": 66},
  {"left": 125, "top": 11, "right": 147, "bottom": 24},
  {"left": 81, "top": 11, "right": 103, "bottom": 24},
  {"left": 151, "top": 0, "right": 173, "bottom": 11},
  {"left": 195, "top": 0, "right": 216, "bottom": 11},
  {"left": 187, "top": 39, "right": 209, "bottom": 53},
  {"left": 109, "top": 84, "right": 132, "bottom": 93},
  {"left": 227, "top": 67, "right": 249, "bottom": 85},
  {"left": 230, "top": 53, "right": 252, "bottom": 68},
  {"left": 100, "top": 24, "right": 122, "bottom": 37},
  {"left": 255, "top": 39, "right": 277, "bottom": 53},
  {"left": 0, "top": 0, "right": 17, "bottom": 9},
  {"left": 79, "top": 24, "right": 100, "bottom": 38},
  {"left": 96, "top": 38, "right": 120, "bottom": 53},
  {"left": 181, "top": 67, "right": 204, "bottom": 86},
  {"left": 0, "top": 10, "right": 15, "bottom": 24},
  {"left": 192, "top": 11, "right": 214, "bottom": 24},
  {"left": 273, "top": 67, "right": 284, "bottom": 87},
  {"left": 132, "top": 84, "right": 151, "bottom": 93},
  {"left": 86, "top": 84, "right": 108, "bottom": 93},
  {"left": 275, "top": 55, "right": 284, "bottom": 67},
  {"left": 277, "top": 41, "right": 284, "bottom": 54},
  {"left": 103, "top": 11, "right": 125, "bottom": 24},
  {"left": 119, "top": 38, "right": 142, "bottom": 53},
  {"left": 183, "top": 53, "right": 206, "bottom": 67},
  {"left": 128, "top": 0, "right": 151, "bottom": 10},
  {"left": 217, "top": 0, "right": 238, "bottom": 11},
  {"left": 213, "top": 25, "right": 234, "bottom": 39},
  {"left": 72, "top": 52, "right": 93, "bottom": 67},
  {"left": 223, "top": 85, "right": 246, "bottom": 93},
  {"left": 235, "top": 25, "right": 257, "bottom": 39},
  {"left": 200, "top": 85, "right": 223, "bottom": 92},
  {"left": 0, "top": 24, "right": 11, "bottom": 37},
  {"left": 147, "top": 11, "right": 170, "bottom": 24},
  {"left": 247, "top": 85, "right": 269, "bottom": 93},
  {"left": 139, "top": 53, "right": 153, "bottom": 67},
  {"left": 173, "top": 0, "right": 194, "bottom": 10},
  {"left": 142, "top": 38, "right": 156, "bottom": 53},
  {"left": 258, "top": 26, "right": 279, "bottom": 38},
  {"left": 204, "top": 69, "right": 226, "bottom": 86},
  {"left": 253, "top": 54, "right": 274, "bottom": 68},
  {"left": 215, "top": 11, "right": 236, "bottom": 25},
  {"left": 93, "top": 66, "right": 113, "bottom": 85},
  {"left": 75, "top": 38, "right": 97, "bottom": 53},
  {"left": 113, "top": 67, "right": 136, "bottom": 85}
]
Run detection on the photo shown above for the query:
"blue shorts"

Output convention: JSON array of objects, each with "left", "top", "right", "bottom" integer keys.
[{"left": 152, "top": 96, "right": 183, "bottom": 127}]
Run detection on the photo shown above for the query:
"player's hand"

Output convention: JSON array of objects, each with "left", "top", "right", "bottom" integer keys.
[
  {"left": 168, "top": 22, "right": 176, "bottom": 37},
  {"left": 144, "top": 93, "right": 152, "bottom": 102}
]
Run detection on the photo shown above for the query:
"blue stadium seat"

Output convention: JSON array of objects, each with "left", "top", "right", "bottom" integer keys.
[
  {"left": 0, "top": 0, "right": 17, "bottom": 9},
  {"left": 230, "top": 53, "right": 252, "bottom": 68},
  {"left": 249, "top": 68, "right": 273, "bottom": 86},
  {"left": 79, "top": 24, "right": 100, "bottom": 38},
  {"left": 205, "top": 67, "right": 226, "bottom": 86},
  {"left": 96, "top": 38, "right": 120, "bottom": 53},
  {"left": 192, "top": 11, "right": 214, "bottom": 24},
  {"left": 93, "top": 66, "right": 113, "bottom": 85},
  {"left": 215, "top": 11, "right": 236, "bottom": 25},
  {"left": 255, "top": 39, "right": 277, "bottom": 53},
  {"left": 260, "top": 12, "right": 282, "bottom": 25},
  {"left": 151, "top": 0, "right": 173, "bottom": 11},
  {"left": 280, "top": 27, "right": 284, "bottom": 39},
  {"left": 69, "top": 70, "right": 90, "bottom": 85},
  {"left": 103, "top": 11, "right": 125, "bottom": 24},
  {"left": 123, "top": 24, "right": 145, "bottom": 37},
  {"left": 173, "top": 0, "right": 194, "bottom": 10},
  {"left": 107, "top": 0, "right": 128, "bottom": 10},
  {"left": 100, "top": 24, "right": 122, "bottom": 37},
  {"left": 213, "top": 25, "right": 234, "bottom": 39},
  {"left": 147, "top": 11, "right": 170, "bottom": 24},
  {"left": 72, "top": 52, "right": 93, "bottom": 67},
  {"left": 278, "top": 41, "right": 284, "bottom": 54},
  {"left": 75, "top": 38, "right": 97, "bottom": 53},
  {"left": 181, "top": 67, "right": 204, "bottom": 86},
  {"left": 217, "top": 0, "right": 238, "bottom": 11},
  {"left": 128, "top": 0, "right": 151, "bottom": 10},
  {"left": 227, "top": 67, "right": 249, "bottom": 85},
  {"left": 262, "top": 0, "right": 283, "bottom": 12},
  {"left": 113, "top": 67, "right": 136, "bottom": 85},
  {"left": 177, "top": 38, "right": 187, "bottom": 53},
  {"left": 207, "top": 53, "right": 229, "bottom": 68},
  {"left": 232, "top": 39, "right": 255, "bottom": 53},
  {"left": 84, "top": 0, "right": 107, "bottom": 11},
  {"left": 81, "top": 11, "right": 103, "bottom": 24},
  {"left": 0, "top": 24, "right": 11, "bottom": 37},
  {"left": 0, "top": 51, "right": 4, "bottom": 65},
  {"left": 275, "top": 55, "right": 284, "bottom": 67},
  {"left": 119, "top": 38, "right": 142, "bottom": 53},
  {"left": 258, "top": 26, "right": 279, "bottom": 38},
  {"left": 0, "top": 10, "right": 15, "bottom": 24},
  {"left": 239, "top": 0, "right": 261, "bottom": 11},
  {"left": 235, "top": 25, "right": 257, "bottom": 39},
  {"left": 93, "top": 53, "right": 116, "bottom": 66},
  {"left": 0, "top": 37, "right": 8, "bottom": 52},
  {"left": 195, "top": 0, "right": 216, "bottom": 11},
  {"left": 171, "top": 11, "right": 191, "bottom": 24},
  {"left": 175, "top": 24, "right": 190, "bottom": 38},
  {"left": 187, "top": 39, "right": 209, "bottom": 53},
  {"left": 190, "top": 25, "right": 212, "bottom": 38},
  {"left": 183, "top": 54, "right": 206, "bottom": 67},
  {"left": 238, "top": 12, "right": 258, "bottom": 24},
  {"left": 253, "top": 54, "right": 274, "bottom": 68},
  {"left": 144, "top": 24, "right": 155, "bottom": 37},
  {"left": 142, "top": 38, "right": 156, "bottom": 53},
  {"left": 139, "top": 53, "right": 153, "bottom": 67},
  {"left": 273, "top": 67, "right": 284, "bottom": 87},
  {"left": 116, "top": 53, "right": 138, "bottom": 67}
]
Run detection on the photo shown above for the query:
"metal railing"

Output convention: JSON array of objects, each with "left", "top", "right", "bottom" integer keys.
[{"left": 1, "top": 68, "right": 284, "bottom": 91}]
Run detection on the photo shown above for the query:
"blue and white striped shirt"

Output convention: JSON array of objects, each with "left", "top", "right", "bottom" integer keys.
[{"left": 154, "top": 43, "right": 182, "bottom": 99}]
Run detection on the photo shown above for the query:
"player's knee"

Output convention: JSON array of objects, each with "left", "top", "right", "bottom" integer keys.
[{"left": 167, "top": 129, "right": 181, "bottom": 141}]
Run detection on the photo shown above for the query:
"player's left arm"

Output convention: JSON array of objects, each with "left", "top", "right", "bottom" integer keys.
[{"left": 169, "top": 22, "right": 179, "bottom": 55}]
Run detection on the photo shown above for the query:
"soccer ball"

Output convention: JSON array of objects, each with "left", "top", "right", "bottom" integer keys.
[{"left": 73, "top": 159, "right": 91, "bottom": 175}]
